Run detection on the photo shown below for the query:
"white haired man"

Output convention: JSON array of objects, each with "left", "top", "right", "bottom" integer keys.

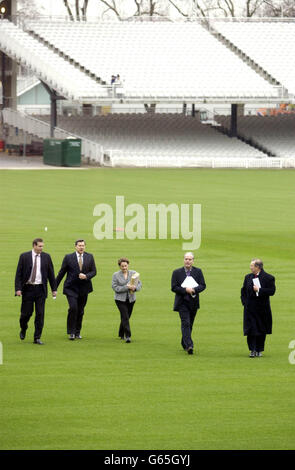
[
  {"left": 171, "top": 252, "right": 206, "bottom": 355},
  {"left": 241, "top": 259, "right": 276, "bottom": 357}
]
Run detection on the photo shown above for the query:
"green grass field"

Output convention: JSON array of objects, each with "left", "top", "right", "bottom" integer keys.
[{"left": 0, "top": 168, "right": 294, "bottom": 450}]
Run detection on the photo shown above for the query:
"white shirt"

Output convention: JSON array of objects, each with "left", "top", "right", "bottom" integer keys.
[{"left": 29, "top": 250, "right": 42, "bottom": 284}]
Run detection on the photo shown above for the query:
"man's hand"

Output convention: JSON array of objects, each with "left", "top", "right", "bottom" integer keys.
[
  {"left": 52, "top": 291, "right": 57, "bottom": 298},
  {"left": 253, "top": 285, "right": 259, "bottom": 292},
  {"left": 186, "top": 287, "right": 195, "bottom": 295},
  {"left": 79, "top": 273, "right": 87, "bottom": 280},
  {"left": 16, "top": 290, "right": 22, "bottom": 296}
]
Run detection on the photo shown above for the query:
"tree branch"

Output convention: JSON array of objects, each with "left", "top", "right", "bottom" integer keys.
[
  {"left": 63, "top": 0, "right": 74, "bottom": 21},
  {"left": 98, "top": 0, "right": 121, "bottom": 17}
]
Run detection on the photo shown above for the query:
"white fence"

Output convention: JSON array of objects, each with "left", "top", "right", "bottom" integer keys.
[
  {"left": 2, "top": 108, "right": 104, "bottom": 164},
  {"left": 104, "top": 150, "right": 295, "bottom": 169}
]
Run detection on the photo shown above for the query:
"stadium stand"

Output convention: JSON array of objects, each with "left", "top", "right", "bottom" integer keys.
[
  {"left": 1, "top": 18, "right": 294, "bottom": 167},
  {"left": 212, "top": 20, "right": 295, "bottom": 96},
  {"left": 215, "top": 114, "right": 295, "bottom": 158},
  {"left": 25, "top": 20, "right": 279, "bottom": 100},
  {"left": 0, "top": 19, "right": 107, "bottom": 101},
  {"left": 35, "top": 113, "right": 273, "bottom": 166}
]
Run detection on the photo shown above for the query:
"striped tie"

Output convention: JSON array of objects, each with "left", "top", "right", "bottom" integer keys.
[{"left": 78, "top": 254, "right": 83, "bottom": 271}]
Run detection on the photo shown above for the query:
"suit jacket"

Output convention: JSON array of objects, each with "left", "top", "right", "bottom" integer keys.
[
  {"left": 15, "top": 251, "right": 56, "bottom": 298},
  {"left": 56, "top": 252, "right": 97, "bottom": 298},
  {"left": 241, "top": 269, "right": 275, "bottom": 336},
  {"left": 112, "top": 270, "right": 142, "bottom": 302},
  {"left": 171, "top": 266, "right": 206, "bottom": 312}
]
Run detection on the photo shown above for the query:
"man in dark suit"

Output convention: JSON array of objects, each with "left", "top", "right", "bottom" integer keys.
[
  {"left": 241, "top": 258, "right": 276, "bottom": 357},
  {"left": 171, "top": 252, "right": 206, "bottom": 355},
  {"left": 56, "top": 239, "right": 97, "bottom": 340},
  {"left": 15, "top": 238, "right": 57, "bottom": 345}
]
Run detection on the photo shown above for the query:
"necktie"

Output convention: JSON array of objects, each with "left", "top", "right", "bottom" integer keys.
[
  {"left": 31, "top": 254, "right": 38, "bottom": 283},
  {"left": 78, "top": 254, "right": 83, "bottom": 271},
  {"left": 184, "top": 270, "right": 191, "bottom": 301}
]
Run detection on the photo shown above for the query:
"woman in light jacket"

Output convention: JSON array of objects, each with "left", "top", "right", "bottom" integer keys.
[{"left": 112, "top": 257, "right": 142, "bottom": 343}]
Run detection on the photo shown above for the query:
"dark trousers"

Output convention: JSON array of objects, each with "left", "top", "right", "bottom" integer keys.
[
  {"left": 66, "top": 294, "right": 88, "bottom": 335},
  {"left": 179, "top": 302, "right": 197, "bottom": 350},
  {"left": 115, "top": 299, "right": 135, "bottom": 339},
  {"left": 247, "top": 334, "right": 266, "bottom": 352},
  {"left": 19, "top": 285, "right": 46, "bottom": 340}
]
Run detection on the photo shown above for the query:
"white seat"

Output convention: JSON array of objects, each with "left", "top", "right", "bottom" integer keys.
[{"left": 24, "top": 19, "right": 277, "bottom": 100}]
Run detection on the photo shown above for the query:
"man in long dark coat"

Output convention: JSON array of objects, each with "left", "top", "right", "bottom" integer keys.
[{"left": 241, "top": 259, "right": 276, "bottom": 357}]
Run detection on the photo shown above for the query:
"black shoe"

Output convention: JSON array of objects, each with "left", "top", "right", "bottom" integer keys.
[
  {"left": 34, "top": 339, "right": 44, "bottom": 345},
  {"left": 249, "top": 351, "right": 256, "bottom": 358},
  {"left": 69, "top": 334, "right": 75, "bottom": 340},
  {"left": 125, "top": 337, "right": 131, "bottom": 343},
  {"left": 187, "top": 347, "right": 194, "bottom": 355},
  {"left": 20, "top": 329, "right": 26, "bottom": 340},
  {"left": 75, "top": 334, "right": 82, "bottom": 339},
  {"left": 256, "top": 351, "right": 263, "bottom": 357}
]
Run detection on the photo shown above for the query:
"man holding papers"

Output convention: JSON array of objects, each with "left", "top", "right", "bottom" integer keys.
[
  {"left": 241, "top": 259, "right": 276, "bottom": 357},
  {"left": 171, "top": 252, "right": 206, "bottom": 355}
]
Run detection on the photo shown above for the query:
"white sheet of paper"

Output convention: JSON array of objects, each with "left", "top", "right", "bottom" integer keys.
[
  {"left": 253, "top": 278, "right": 261, "bottom": 289},
  {"left": 181, "top": 277, "right": 199, "bottom": 289},
  {"left": 253, "top": 277, "right": 261, "bottom": 296}
]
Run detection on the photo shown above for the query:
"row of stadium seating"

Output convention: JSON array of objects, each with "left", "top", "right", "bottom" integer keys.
[
  {"left": 26, "top": 20, "right": 279, "bottom": 99},
  {"left": 213, "top": 21, "right": 295, "bottom": 95},
  {"left": 0, "top": 19, "right": 107, "bottom": 101},
  {"left": 36, "top": 114, "right": 266, "bottom": 159},
  {"left": 215, "top": 114, "right": 295, "bottom": 158}
]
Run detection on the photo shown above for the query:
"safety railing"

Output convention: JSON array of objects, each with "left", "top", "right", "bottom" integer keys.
[
  {"left": 104, "top": 149, "right": 294, "bottom": 169},
  {"left": 2, "top": 108, "right": 104, "bottom": 164}
]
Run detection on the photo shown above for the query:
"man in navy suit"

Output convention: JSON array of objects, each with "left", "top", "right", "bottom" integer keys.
[
  {"left": 241, "top": 258, "right": 276, "bottom": 357},
  {"left": 56, "top": 240, "right": 97, "bottom": 340},
  {"left": 171, "top": 252, "right": 206, "bottom": 355},
  {"left": 15, "top": 238, "right": 57, "bottom": 344}
]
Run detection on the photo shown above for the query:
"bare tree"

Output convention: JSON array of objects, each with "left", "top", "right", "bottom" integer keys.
[
  {"left": 96, "top": 0, "right": 124, "bottom": 18},
  {"left": 63, "top": 0, "right": 90, "bottom": 21},
  {"left": 167, "top": 0, "right": 241, "bottom": 18},
  {"left": 63, "top": 0, "right": 74, "bottom": 20},
  {"left": 261, "top": 0, "right": 295, "bottom": 17},
  {"left": 81, "top": 0, "right": 89, "bottom": 19},
  {"left": 208, "top": 0, "right": 295, "bottom": 18},
  {"left": 168, "top": 0, "right": 219, "bottom": 18},
  {"left": 244, "top": 0, "right": 264, "bottom": 17},
  {"left": 95, "top": 0, "right": 169, "bottom": 18},
  {"left": 17, "top": 0, "right": 45, "bottom": 20},
  {"left": 61, "top": 0, "right": 295, "bottom": 20},
  {"left": 133, "top": 0, "right": 169, "bottom": 17}
]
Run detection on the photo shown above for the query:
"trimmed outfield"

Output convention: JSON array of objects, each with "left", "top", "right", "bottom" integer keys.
[{"left": 0, "top": 168, "right": 294, "bottom": 450}]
